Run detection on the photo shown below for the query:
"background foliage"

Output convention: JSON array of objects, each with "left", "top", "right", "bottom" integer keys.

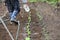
[{"left": 29, "top": 0, "right": 58, "bottom": 6}]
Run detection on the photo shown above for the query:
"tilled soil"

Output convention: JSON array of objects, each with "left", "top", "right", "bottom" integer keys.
[{"left": 0, "top": 2, "right": 60, "bottom": 40}]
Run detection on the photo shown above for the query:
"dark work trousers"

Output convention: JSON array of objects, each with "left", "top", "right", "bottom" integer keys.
[{"left": 5, "top": 0, "right": 20, "bottom": 16}]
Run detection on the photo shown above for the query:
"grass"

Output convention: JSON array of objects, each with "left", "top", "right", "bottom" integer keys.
[{"left": 29, "top": 0, "right": 57, "bottom": 6}]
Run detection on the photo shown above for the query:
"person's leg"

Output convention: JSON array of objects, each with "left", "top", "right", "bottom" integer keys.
[
  {"left": 5, "top": 0, "right": 14, "bottom": 18},
  {"left": 10, "top": 0, "right": 20, "bottom": 21}
]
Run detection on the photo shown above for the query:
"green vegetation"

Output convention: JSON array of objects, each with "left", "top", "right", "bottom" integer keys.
[
  {"left": 25, "top": 37, "right": 30, "bottom": 40},
  {"left": 58, "top": 0, "right": 60, "bottom": 2},
  {"left": 29, "top": 0, "right": 37, "bottom": 2},
  {"left": 36, "top": 11, "right": 50, "bottom": 40},
  {"left": 29, "top": 0, "right": 57, "bottom": 6},
  {"left": 42, "top": 27, "right": 49, "bottom": 40},
  {"left": 25, "top": 12, "right": 31, "bottom": 40},
  {"left": 46, "top": 0, "right": 57, "bottom": 5}
]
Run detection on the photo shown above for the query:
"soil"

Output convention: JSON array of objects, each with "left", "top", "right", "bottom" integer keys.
[{"left": 0, "top": 2, "right": 60, "bottom": 40}]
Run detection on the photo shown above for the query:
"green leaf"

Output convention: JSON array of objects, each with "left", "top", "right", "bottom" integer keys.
[
  {"left": 25, "top": 37, "right": 30, "bottom": 40},
  {"left": 28, "top": 31, "right": 31, "bottom": 35}
]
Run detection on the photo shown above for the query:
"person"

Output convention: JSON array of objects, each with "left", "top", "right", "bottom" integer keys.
[
  {"left": 5, "top": 0, "right": 30, "bottom": 23},
  {"left": 5, "top": 0, "right": 20, "bottom": 23}
]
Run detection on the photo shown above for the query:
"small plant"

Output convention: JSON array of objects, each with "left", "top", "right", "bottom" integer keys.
[
  {"left": 25, "top": 37, "right": 30, "bottom": 40},
  {"left": 25, "top": 12, "right": 31, "bottom": 40},
  {"left": 36, "top": 12, "right": 49, "bottom": 40},
  {"left": 36, "top": 12, "right": 43, "bottom": 21},
  {"left": 42, "top": 27, "right": 49, "bottom": 40}
]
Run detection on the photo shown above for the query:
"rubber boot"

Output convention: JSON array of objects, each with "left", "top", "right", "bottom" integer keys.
[{"left": 10, "top": 10, "right": 18, "bottom": 24}]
